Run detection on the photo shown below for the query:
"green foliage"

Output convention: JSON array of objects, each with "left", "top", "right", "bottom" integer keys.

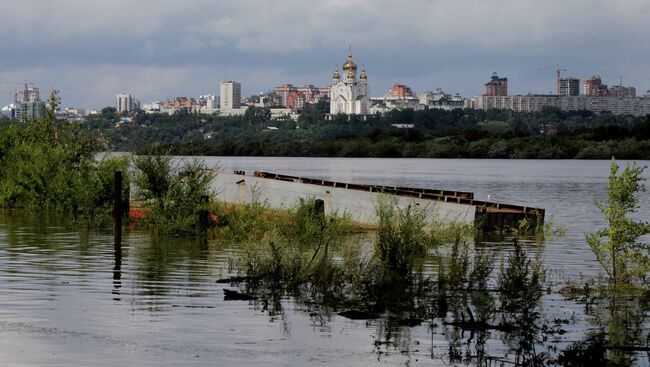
[
  {"left": 73, "top": 156, "right": 131, "bottom": 225},
  {"left": 231, "top": 198, "right": 353, "bottom": 290},
  {"left": 79, "top": 106, "right": 650, "bottom": 159},
  {"left": 374, "top": 196, "right": 439, "bottom": 279},
  {"left": 0, "top": 93, "right": 128, "bottom": 225},
  {"left": 587, "top": 159, "right": 650, "bottom": 287},
  {"left": 133, "top": 152, "right": 216, "bottom": 235},
  {"left": 498, "top": 241, "right": 545, "bottom": 323},
  {"left": 240, "top": 233, "right": 309, "bottom": 284}
]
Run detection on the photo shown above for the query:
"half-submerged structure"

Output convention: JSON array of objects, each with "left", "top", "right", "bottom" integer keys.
[{"left": 212, "top": 171, "right": 544, "bottom": 231}]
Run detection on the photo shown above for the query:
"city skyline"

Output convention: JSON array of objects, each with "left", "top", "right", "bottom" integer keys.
[{"left": 2, "top": 0, "right": 650, "bottom": 108}]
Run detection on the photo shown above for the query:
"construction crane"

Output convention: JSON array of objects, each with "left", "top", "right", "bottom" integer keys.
[
  {"left": 0, "top": 81, "right": 23, "bottom": 103},
  {"left": 538, "top": 66, "right": 567, "bottom": 95}
]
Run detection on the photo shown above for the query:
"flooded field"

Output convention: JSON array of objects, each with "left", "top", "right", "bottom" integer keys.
[{"left": 1, "top": 158, "right": 649, "bottom": 366}]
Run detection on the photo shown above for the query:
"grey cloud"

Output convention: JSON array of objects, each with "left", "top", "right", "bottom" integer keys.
[{"left": 1, "top": 0, "right": 649, "bottom": 107}]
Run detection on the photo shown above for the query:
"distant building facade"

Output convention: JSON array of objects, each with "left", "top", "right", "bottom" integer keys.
[
  {"left": 484, "top": 72, "right": 508, "bottom": 96},
  {"left": 116, "top": 93, "right": 139, "bottom": 113},
  {"left": 220, "top": 81, "right": 241, "bottom": 110},
  {"left": 559, "top": 78, "right": 580, "bottom": 96},
  {"left": 609, "top": 85, "right": 636, "bottom": 98},
  {"left": 473, "top": 95, "right": 650, "bottom": 116},
  {"left": 387, "top": 84, "right": 416, "bottom": 98},
  {"left": 583, "top": 76, "right": 609, "bottom": 96},
  {"left": 286, "top": 90, "right": 305, "bottom": 110},
  {"left": 272, "top": 84, "right": 329, "bottom": 109},
  {"left": 329, "top": 48, "right": 370, "bottom": 115},
  {"left": 14, "top": 83, "right": 46, "bottom": 122}
]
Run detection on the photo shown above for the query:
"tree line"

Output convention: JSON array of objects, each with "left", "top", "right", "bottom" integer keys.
[{"left": 77, "top": 105, "right": 650, "bottom": 159}]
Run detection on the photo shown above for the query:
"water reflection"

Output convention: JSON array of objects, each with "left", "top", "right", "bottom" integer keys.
[
  {"left": 1, "top": 154, "right": 650, "bottom": 367},
  {"left": 113, "top": 241, "right": 122, "bottom": 301}
]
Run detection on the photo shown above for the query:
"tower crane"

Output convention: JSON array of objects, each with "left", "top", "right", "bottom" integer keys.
[{"left": 538, "top": 66, "right": 567, "bottom": 95}]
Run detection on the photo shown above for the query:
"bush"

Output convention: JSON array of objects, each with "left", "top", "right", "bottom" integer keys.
[
  {"left": 587, "top": 159, "right": 650, "bottom": 288},
  {"left": 133, "top": 153, "right": 216, "bottom": 235},
  {"left": 0, "top": 95, "right": 128, "bottom": 226}
]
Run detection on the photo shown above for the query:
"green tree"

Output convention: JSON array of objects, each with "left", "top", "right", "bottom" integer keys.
[
  {"left": 244, "top": 106, "right": 271, "bottom": 126},
  {"left": 101, "top": 106, "right": 117, "bottom": 121},
  {"left": 587, "top": 159, "right": 650, "bottom": 287}
]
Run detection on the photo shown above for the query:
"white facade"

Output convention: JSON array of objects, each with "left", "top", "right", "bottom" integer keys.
[
  {"left": 329, "top": 49, "right": 370, "bottom": 115},
  {"left": 116, "top": 93, "right": 137, "bottom": 113},
  {"left": 474, "top": 95, "right": 650, "bottom": 116},
  {"left": 220, "top": 81, "right": 241, "bottom": 110}
]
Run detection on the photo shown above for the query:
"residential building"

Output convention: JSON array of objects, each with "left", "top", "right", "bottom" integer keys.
[
  {"left": 559, "top": 78, "right": 580, "bottom": 96},
  {"left": 387, "top": 84, "right": 416, "bottom": 98},
  {"left": 256, "top": 92, "right": 283, "bottom": 108},
  {"left": 172, "top": 97, "right": 195, "bottom": 109},
  {"left": 286, "top": 90, "right": 305, "bottom": 110},
  {"left": 13, "top": 83, "right": 47, "bottom": 122},
  {"left": 116, "top": 93, "right": 139, "bottom": 113},
  {"left": 473, "top": 95, "right": 650, "bottom": 116},
  {"left": 19, "top": 100, "right": 47, "bottom": 121},
  {"left": 609, "top": 85, "right": 636, "bottom": 98},
  {"left": 274, "top": 84, "right": 297, "bottom": 107},
  {"left": 583, "top": 75, "right": 608, "bottom": 96},
  {"left": 142, "top": 102, "right": 162, "bottom": 114},
  {"left": 483, "top": 72, "right": 508, "bottom": 96},
  {"left": 220, "top": 81, "right": 241, "bottom": 110},
  {"left": 329, "top": 48, "right": 370, "bottom": 115},
  {"left": 371, "top": 83, "right": 420, "bottom": 111},
  {"left": 15, "top": 83, "right": 40, "bottom": 103}
]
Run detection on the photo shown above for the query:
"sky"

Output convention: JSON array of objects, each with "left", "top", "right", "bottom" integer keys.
[{"left": 1, "top": 0, "right": 649, "bottom": 109}]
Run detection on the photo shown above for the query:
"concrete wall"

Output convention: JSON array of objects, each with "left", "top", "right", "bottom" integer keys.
[{"left": 212, "top": 174, "right": 475, "bottom": 227}]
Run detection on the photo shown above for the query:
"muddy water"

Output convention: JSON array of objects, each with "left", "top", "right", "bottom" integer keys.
[{"left": 1, "top": 158, "right": 649, "bottom": 366}]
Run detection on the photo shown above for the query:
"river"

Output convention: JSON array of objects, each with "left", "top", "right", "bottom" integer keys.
[{"left": 1, "top": 158, "right": 649, "bottom": 366}]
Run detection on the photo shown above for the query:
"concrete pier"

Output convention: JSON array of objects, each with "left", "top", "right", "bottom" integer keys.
[{"left": 212, "top": 172, "right": 483, "bottom": 228}]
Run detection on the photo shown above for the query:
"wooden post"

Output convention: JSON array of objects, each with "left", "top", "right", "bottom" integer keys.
[
  {"left": 313, "top": 199, "right": 325, "bottom": 218},
  {"left": 114, "top": 170, "right": 122, "bottom": 248}
]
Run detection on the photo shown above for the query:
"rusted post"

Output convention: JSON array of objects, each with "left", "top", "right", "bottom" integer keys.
[
  {"left": 199, "top": 195, "right": 210, "bottom": 232},
  {"left": 113, "top": 170, "right": 122, "bottom": 248}
]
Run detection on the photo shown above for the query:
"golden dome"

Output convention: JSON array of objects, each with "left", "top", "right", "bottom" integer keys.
[
  {"left": 346, "top": 70, "right": 354, "bottom": 79},
  {"left": 360, "top": 69, "right": 367, "bottom": 80},
  {"left": 333, "top": 69, "right": 340, "bottom": 80},
  {"left": 342, "top": 46, "right": 357, "bottom": 71}
]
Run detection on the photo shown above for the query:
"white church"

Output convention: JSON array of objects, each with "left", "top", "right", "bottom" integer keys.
[{"left": 329, "top": 48, "right": 370, "bottom": 116}]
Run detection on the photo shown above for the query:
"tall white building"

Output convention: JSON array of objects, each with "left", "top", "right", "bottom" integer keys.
[
  {"left": 329, "top": 48, "right": 370, "bottom": 116},
  {"left": 220, "top": 81, "right": 241, "bottom": 110},
  {"left": 116, "top": 93, "right": 138, "bottom": 113}
]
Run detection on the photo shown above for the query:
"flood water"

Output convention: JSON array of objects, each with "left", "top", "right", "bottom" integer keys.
[{"left": 1, "top": 158, "right": 649, "bottom": 366}]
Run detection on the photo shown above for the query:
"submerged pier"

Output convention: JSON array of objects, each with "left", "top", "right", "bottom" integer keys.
[{"left": 211, "top": 171, "right": 544, "bottom": 231}]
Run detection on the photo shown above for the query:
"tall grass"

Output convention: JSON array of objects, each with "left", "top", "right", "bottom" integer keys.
[{"left": 133, "top": 152, "right": 216, "bottom": 235}]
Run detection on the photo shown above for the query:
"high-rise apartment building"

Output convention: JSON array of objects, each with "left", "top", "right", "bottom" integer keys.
[
  {"left": 559, "top": 78, "right": 580, "bottom": 96},
  {"left": 609, "top": 85, "right": 636, "bottom": 98},
  {"left": 220, "top": 81, "right": 241, "bottom": 110},
  {"left": 13, "top": 83, "right": 46, "bottom": 122},
  {"left": 387, "top": 84, "right": 416, "bottom": 98},
  {"left": 273, "top": 84, "right": 296, "bottom": 107},
  {"left": 583, "top": 76, "right": 608, "bottom": 96},
  {"left": 483, "top": 72, "right": 508, "bottom": 96},
  {"left": 116, "top": 93, "right": 138, "bottom": 113}
]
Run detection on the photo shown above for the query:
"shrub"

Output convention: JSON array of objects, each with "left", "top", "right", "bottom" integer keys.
[
  {"left": 587, "top": 159, "right": 650, "bottom": 287},
  {"left": 133, "top": 153, "right": 216, "bottom": 235}
]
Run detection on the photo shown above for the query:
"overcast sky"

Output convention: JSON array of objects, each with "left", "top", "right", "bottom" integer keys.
[{"left": 1, "top": 0, "right": 649, "bottom": 108}]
